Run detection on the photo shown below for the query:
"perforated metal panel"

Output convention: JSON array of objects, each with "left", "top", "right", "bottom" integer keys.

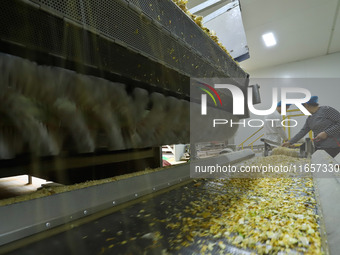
[
  {"left": 0, "top": 0, "right": 248, "bottom": 101},
  {"left": 127, "top": 0, "right": 243, "bottom": 77}
]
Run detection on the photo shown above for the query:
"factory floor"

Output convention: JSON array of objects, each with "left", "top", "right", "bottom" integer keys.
[{"left": 0, "top": 175, "right": 48, "bottom": 200}]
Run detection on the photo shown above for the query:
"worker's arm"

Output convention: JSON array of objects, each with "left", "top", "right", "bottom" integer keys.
[
  {"left": 283, "top": 120, "right": 310, "bottom": 146},
  {"left": 323, "top": 106, "right": 340, "bottom": 137}
]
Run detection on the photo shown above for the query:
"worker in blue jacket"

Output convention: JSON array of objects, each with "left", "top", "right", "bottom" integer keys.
[{"left": 282, "top": 96, "right": 340, "bottom": 157}]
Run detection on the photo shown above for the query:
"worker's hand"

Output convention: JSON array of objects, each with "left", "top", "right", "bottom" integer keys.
[
  {"left": 314, "top": 131, "right": 328, "bottom": 142},
  {"left": 282, "top": 142, "right": 291, "bottom": 147}
]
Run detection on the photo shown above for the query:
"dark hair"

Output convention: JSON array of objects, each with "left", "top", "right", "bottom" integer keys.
[{"left": 306, "top": 103, "right": 319, "bottom": 106}]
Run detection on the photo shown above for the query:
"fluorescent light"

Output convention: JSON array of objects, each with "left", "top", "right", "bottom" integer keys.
[{"left": 262, "top": 32, "right": 277, "bottom": 47}]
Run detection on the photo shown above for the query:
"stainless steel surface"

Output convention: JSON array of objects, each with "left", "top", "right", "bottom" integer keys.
[
  {"left": 189, "top": 0, "right": 224, "bottom": 14},
  {"left": 0, "top": 164, "right": 189, "bottom": 246},
  {"left": 203, "top": 1, "right": 238, "bottom": 23},
  {"left": 0, "top": 150, "right": 254, "bottom": 246},
  {"left": 203, "top": 0, "right": 249, "bottom": 61},
  {"left": 312, "top": 150, "right": 340, "bottom": 254},
  {"left": 249, "top": 84, "right": 261, "bottom": 104}
]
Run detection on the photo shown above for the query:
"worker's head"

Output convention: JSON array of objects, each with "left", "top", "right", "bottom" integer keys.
[
  {"left": 276, "top": 101, "right": 291, "bottom": 113},
  {"left": 303, "top": 96, "right": 319, "bottom": 113}
]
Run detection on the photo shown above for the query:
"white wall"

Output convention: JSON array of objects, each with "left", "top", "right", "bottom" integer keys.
[
  {"left": 247, "top": 52, "right": 340, "bottom": 78},
  {"left": 235, "top": 52, "right": 340, "bottom": 146}
]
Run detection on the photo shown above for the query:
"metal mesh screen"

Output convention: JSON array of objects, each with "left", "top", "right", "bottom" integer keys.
[{"left": 25, "top": 0, "right": 247, "bottom": 80}]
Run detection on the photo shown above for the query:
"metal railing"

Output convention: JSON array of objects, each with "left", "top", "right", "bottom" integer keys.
[
  {"left": 283, "top": 109, "right": 313, "bottom": 140},
  {"left": 238, "top": 127, "right": 263, "bottom": 149},
  {"left": 248, "top": 134, "right": 264, "bottom": 150}
]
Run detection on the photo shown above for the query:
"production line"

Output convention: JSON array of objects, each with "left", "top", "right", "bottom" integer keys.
[
  {"left": 2, "top": 150, "right": 338, "bottom": 254},
  {"left": 0, "top": 0, "right": 340, "bottom": 254}
]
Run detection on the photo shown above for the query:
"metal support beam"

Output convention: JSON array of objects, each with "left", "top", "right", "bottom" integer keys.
[
  {"left": 203, "top": 1, "right": 238, "bottom": 24},
  {"left": 189, "top": 0, "right": 223, "bottom": 14}
]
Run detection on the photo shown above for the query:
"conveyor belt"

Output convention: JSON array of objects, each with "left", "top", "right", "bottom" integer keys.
[
  {"left": 0, "top": 0, "right": 248, "bottom": 104},
  {"left": 3, "top": 176, "right": 322, "bottom": 255}
]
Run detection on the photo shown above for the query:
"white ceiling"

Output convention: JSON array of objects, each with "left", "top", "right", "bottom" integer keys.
[{"left": 187, "top": 0, "right": 340, "bottom": 72}]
